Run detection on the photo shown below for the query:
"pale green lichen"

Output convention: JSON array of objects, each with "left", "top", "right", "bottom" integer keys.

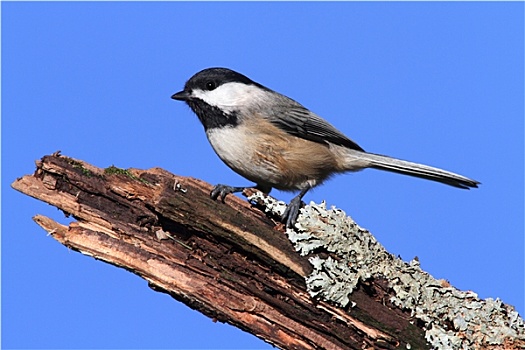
[{"left": 247, "top": 192, "right": 525, "bottom": 349}]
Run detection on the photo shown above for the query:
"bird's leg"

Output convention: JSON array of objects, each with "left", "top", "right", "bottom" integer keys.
[{"left": 282, "top": 186, "right": 310, "bottom": 229}]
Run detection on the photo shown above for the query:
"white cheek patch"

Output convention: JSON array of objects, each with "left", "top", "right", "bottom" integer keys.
[{"left": 192, "top": 82, "right": 266, "bottom": 113}]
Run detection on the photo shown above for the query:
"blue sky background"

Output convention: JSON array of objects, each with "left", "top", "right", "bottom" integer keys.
[{"left": 2, "top": 2, "right": 523, "bottom": 349}]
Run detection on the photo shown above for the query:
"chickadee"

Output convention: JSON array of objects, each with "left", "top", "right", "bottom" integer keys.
[{"left": 172, "top": 68, "right": 479, "bottom": 228}]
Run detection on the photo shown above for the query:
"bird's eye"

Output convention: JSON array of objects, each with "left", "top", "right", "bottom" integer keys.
[{"left": 205, "top": 81, "right": 217, "bottom": 91}]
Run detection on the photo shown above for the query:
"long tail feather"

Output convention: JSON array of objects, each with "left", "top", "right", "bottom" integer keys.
[{"left": 347, "top": 151, "right": 479, "bottom": 189}]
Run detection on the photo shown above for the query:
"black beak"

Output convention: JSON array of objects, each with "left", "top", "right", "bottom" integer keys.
[{"left": 171, "top": 90, "right": 191, "bottom": 101}]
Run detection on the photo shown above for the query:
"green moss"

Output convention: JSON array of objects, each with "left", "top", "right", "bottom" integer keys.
[
  {"left": 65, "top": 158, "right": 93, "bottom": 177},
  {"left": 104, "top": 165, "right": 149, "bottom": 184},
  {"left": 104, "top": 165, "right": 130, "bottom": 176}
]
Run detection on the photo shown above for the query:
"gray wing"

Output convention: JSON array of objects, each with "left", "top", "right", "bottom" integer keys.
[{"left": 267, "top": 97, "right": 365, "bottom": 152}]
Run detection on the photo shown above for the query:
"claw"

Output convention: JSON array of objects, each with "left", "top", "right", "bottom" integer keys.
[
  {"left": 281, "top": 186, "right": 311, "bottom": 229},
  {"left": 210, "top": 184, "right": 246, "bottom": 202},
  {"left": 282, "top": 196, "right": 304, "bottom": 228}
]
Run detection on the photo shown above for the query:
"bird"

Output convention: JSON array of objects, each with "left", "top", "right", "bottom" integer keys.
[{"left": 171, "top": 67, "right": 479, "bottom": 228}]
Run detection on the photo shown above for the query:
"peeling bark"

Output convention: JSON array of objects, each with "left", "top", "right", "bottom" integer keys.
[{"left": 11, "top": 153, "right": 524, "bottom": 350}]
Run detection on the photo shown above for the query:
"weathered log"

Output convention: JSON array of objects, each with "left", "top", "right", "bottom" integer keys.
[{"left": 11, "top": 153, "right": 525, "bottom": 349}]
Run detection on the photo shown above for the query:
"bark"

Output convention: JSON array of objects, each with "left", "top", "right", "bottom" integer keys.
[{"left": 11, "top": 153, "right": 524, "bottom": 350}]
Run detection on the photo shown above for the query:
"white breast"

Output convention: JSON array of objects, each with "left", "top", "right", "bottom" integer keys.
[
  {"left": 206, "top": 125, "right": 278, "bottom": 186},
  {"left": 207, "top": 126, "right": 251, "bottom": 168}
]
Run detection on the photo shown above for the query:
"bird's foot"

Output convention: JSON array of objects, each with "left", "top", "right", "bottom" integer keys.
[
  {"left": 282, "top": 195, "right": 305, "bottom": 229},
  {"left": 210, "top": 184, "right": 246, "bottom": 202}
]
